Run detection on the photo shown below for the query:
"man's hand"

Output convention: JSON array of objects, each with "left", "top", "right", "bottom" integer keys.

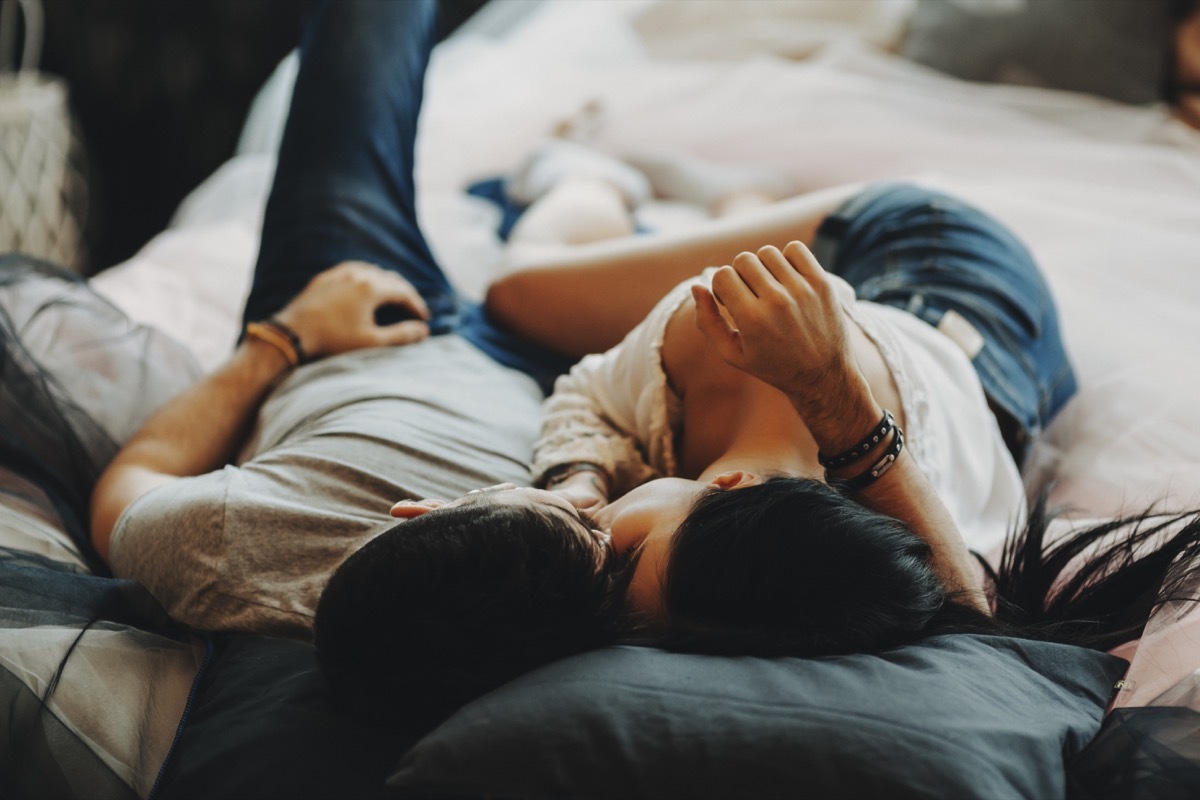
[
  {"left": 547, "top": 470, "right": 609, "bottom": 516},
  {"left": 691, "top": 242, "right": 860, "bottom": 402},
  {"left": 273, "top": 261, "right": 431, "bottom": 358}
]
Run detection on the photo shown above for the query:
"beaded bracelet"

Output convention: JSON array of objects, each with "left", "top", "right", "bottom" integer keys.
[
  {"left": 264, "top": 318, "right": 308, "bottom": 364},
  {"left": 245, "top": 321, "right": 301, "bottom": 368},
  {"left": 817, "top": 410, "right": 896, "bottom": 470},
  {"left": 828, "top": 425, "right": 904, "bottom": 493},
  {"left": 244, "top": 318, "right": 309, "bottom": 368}
]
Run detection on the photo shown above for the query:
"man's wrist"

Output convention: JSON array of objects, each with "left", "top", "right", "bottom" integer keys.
[
  {"left": 812, "top": 402, "right": 886, "bottom": 457},
  {"left": 238, "top": 336, "right": 300, "bottom": 385},
  {"left": 791, "top": 369, "right": 882, "bottom": 456}
]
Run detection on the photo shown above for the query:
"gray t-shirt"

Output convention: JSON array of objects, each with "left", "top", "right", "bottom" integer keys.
[{"left": 108, "top": 335, "right": 544, "bottom": 638}]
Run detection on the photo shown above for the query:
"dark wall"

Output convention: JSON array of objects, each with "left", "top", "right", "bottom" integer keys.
[
  {"left": 38, "top": 0, "right": 487, "bottom": 274},
  {"left": 40, "top": 0, "right": 305, "bottom": 272}
]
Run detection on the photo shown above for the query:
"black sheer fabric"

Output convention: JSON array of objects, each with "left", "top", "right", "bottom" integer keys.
[
  {"left": 0, "top": 255, "right": 205, "bottom": 799},
  {"left": 0, "top": 563, "right": 194, "bottom": 800},
  {"left": 0, "top": 578, "right": 205, "bottom": 800},
  {"left": 1070, "top": 704, "right": 1200, "bottom": 799},
  {"left": 0, "top": 254, "right": 202, "bottom": 572}
]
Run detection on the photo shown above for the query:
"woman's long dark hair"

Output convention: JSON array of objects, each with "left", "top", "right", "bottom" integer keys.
[
  {"left": 643, "top": 477, "right": 1200, "bottom": 658},
  {"left": 993, "top": 491, "right": 1200, "bottom": 651},
  {"left": 653, "top": 478, "right": 947, "bottom": 656}
]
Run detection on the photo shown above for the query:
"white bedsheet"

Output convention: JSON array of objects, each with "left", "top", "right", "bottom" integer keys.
[{"left": 90, "top": 0, "right": 1200, "bottom": 708}]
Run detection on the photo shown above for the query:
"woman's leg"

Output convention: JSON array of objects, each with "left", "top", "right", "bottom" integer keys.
[
  {"left": 811, "top": 183, "right": 1077, "bottom": 466},
  {"left": 485, "top": 183, "right": 860, "bottom": 359},
  {"left": 244, "top": 0, "right": 455, "bottom": 328}
]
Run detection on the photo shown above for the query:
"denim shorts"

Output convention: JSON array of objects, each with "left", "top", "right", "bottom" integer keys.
[{"left": 811, "top": 184, "right": 1077, "bottom": 466}]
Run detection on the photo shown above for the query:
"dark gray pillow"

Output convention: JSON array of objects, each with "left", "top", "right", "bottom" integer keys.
[
  {"left": 901, "top": 0, "right": 1172, "bottom": 104},
  {"left": 389, "top": 635, "right": 1126, "bottom": 800}
]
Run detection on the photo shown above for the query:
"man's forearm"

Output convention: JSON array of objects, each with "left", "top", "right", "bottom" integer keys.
[
  {"left": 89, "top": 260, "right": 436, "bottom": 563},
  {"left": 115, "top": 339, "right": 289, "bottom": 473},
  {"left": 800, "top": 385, "right": 989, "bottom": 614},
  {"left": 90, "top": 339, "right": 292, "bottom": 558}
]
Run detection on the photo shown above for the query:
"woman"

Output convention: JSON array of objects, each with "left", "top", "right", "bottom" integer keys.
[
  {"left": 394, "top": 169, "right": 1198, "bottom": 659},
  {"left": 306, "top": 4, "right": 1193, "bottom": 724}
]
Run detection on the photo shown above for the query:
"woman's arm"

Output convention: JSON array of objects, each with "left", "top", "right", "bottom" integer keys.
[
  {"left": 692, "top": 242, "right": 989, "bottom": 613},
  {"left": 485, "top": 184, "right": 859, "bottom": 359},
  {"left": 534, "top": 339, "right": 664, "bottom": 502}
]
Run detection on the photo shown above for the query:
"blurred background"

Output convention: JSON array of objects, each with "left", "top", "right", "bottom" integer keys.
[
  {"left": 31, "top": 0, "right": 487, "bottom": 275},
  {"left": 2, "top": 0, "right": 1196, "bottom": 276}
]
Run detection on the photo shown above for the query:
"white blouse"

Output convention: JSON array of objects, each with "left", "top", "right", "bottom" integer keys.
[{"left": 533, "top": 271, "right": 1025, "bottom": 556}]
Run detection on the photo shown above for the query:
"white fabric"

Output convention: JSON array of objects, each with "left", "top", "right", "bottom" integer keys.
[
  {"left": 0, "top": 0, "right": 87, "bottom": 271},
  {"left": 0, "top": 74, "right": 86, "bottom": 272},
  {"left": 0, "top": 472, "right": 86, "bottom": 568}
]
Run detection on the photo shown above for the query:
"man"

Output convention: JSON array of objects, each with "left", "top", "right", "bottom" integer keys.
[{"left": 89, "top": 0, "right": 621, "bottom": 733}]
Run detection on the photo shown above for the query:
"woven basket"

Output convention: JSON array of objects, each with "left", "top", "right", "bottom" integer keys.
[{"left": 0, "top": 0, "right": 87, "bottom": 272}]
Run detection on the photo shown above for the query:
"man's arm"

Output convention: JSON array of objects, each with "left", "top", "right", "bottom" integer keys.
[
  {"left": 90, "top": 261, "right": 431, "bottom": 561},
  {"left": 693, "top": 242, "right": 989, "bottom": 613}
]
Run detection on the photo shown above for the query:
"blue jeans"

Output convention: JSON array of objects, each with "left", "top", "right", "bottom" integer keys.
[
  {"left": 812, "top": 184, "right": 1077, "bottom": 465},
  {"left": 244, "top": 0, "right": 574, "bottom": 393}
]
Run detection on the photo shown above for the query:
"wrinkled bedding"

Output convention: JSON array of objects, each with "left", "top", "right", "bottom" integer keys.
[{"left": 5, "top": 1, "right": 1200, "bottom": 796}]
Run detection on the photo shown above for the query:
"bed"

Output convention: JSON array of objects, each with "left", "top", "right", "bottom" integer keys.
[{"left": 3, "top": 1, "right": 1199, "bottom": 797}]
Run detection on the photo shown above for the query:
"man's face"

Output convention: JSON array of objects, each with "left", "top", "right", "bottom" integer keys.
[
  {"left": 590, "top": 478, "right": 711, "bottom": 619},
  {"left": 391, "top": 485, "right": 613, "bottom": 566},
  {"left": 390, "top": 474, "right": 758, "bottom": 618}
]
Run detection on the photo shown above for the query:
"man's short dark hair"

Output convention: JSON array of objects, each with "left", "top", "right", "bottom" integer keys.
[{"left": 314, "top": 500, "right": 623, "bottom": 733}]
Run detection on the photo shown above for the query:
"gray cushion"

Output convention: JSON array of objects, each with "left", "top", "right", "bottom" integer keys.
[
  {"left": 389, "top": 635, "right": 1127, "bottom": 800},
  {"left": 901, "top": 0, "right": 1172, "bottom": 104}
]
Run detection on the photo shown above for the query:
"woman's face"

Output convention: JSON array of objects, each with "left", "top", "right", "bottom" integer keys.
[
  {"left": 592, "top": 478, "right": 712, "bottom": 618},
  {"left": 592, "top": 471, "right": 763, "bottom": 617}
]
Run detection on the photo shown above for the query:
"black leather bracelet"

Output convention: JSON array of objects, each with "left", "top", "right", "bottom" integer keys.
[
  {"left": 817, "top": 410, "right": 895, "bottom": 470},
  {"left": 828, "top": 426, "right": 904, "bottom": 493}
]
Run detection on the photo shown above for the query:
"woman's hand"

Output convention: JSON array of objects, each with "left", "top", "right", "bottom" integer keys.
[{"left": 273, "top": 261, "right": 431, "bottom": 359}]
